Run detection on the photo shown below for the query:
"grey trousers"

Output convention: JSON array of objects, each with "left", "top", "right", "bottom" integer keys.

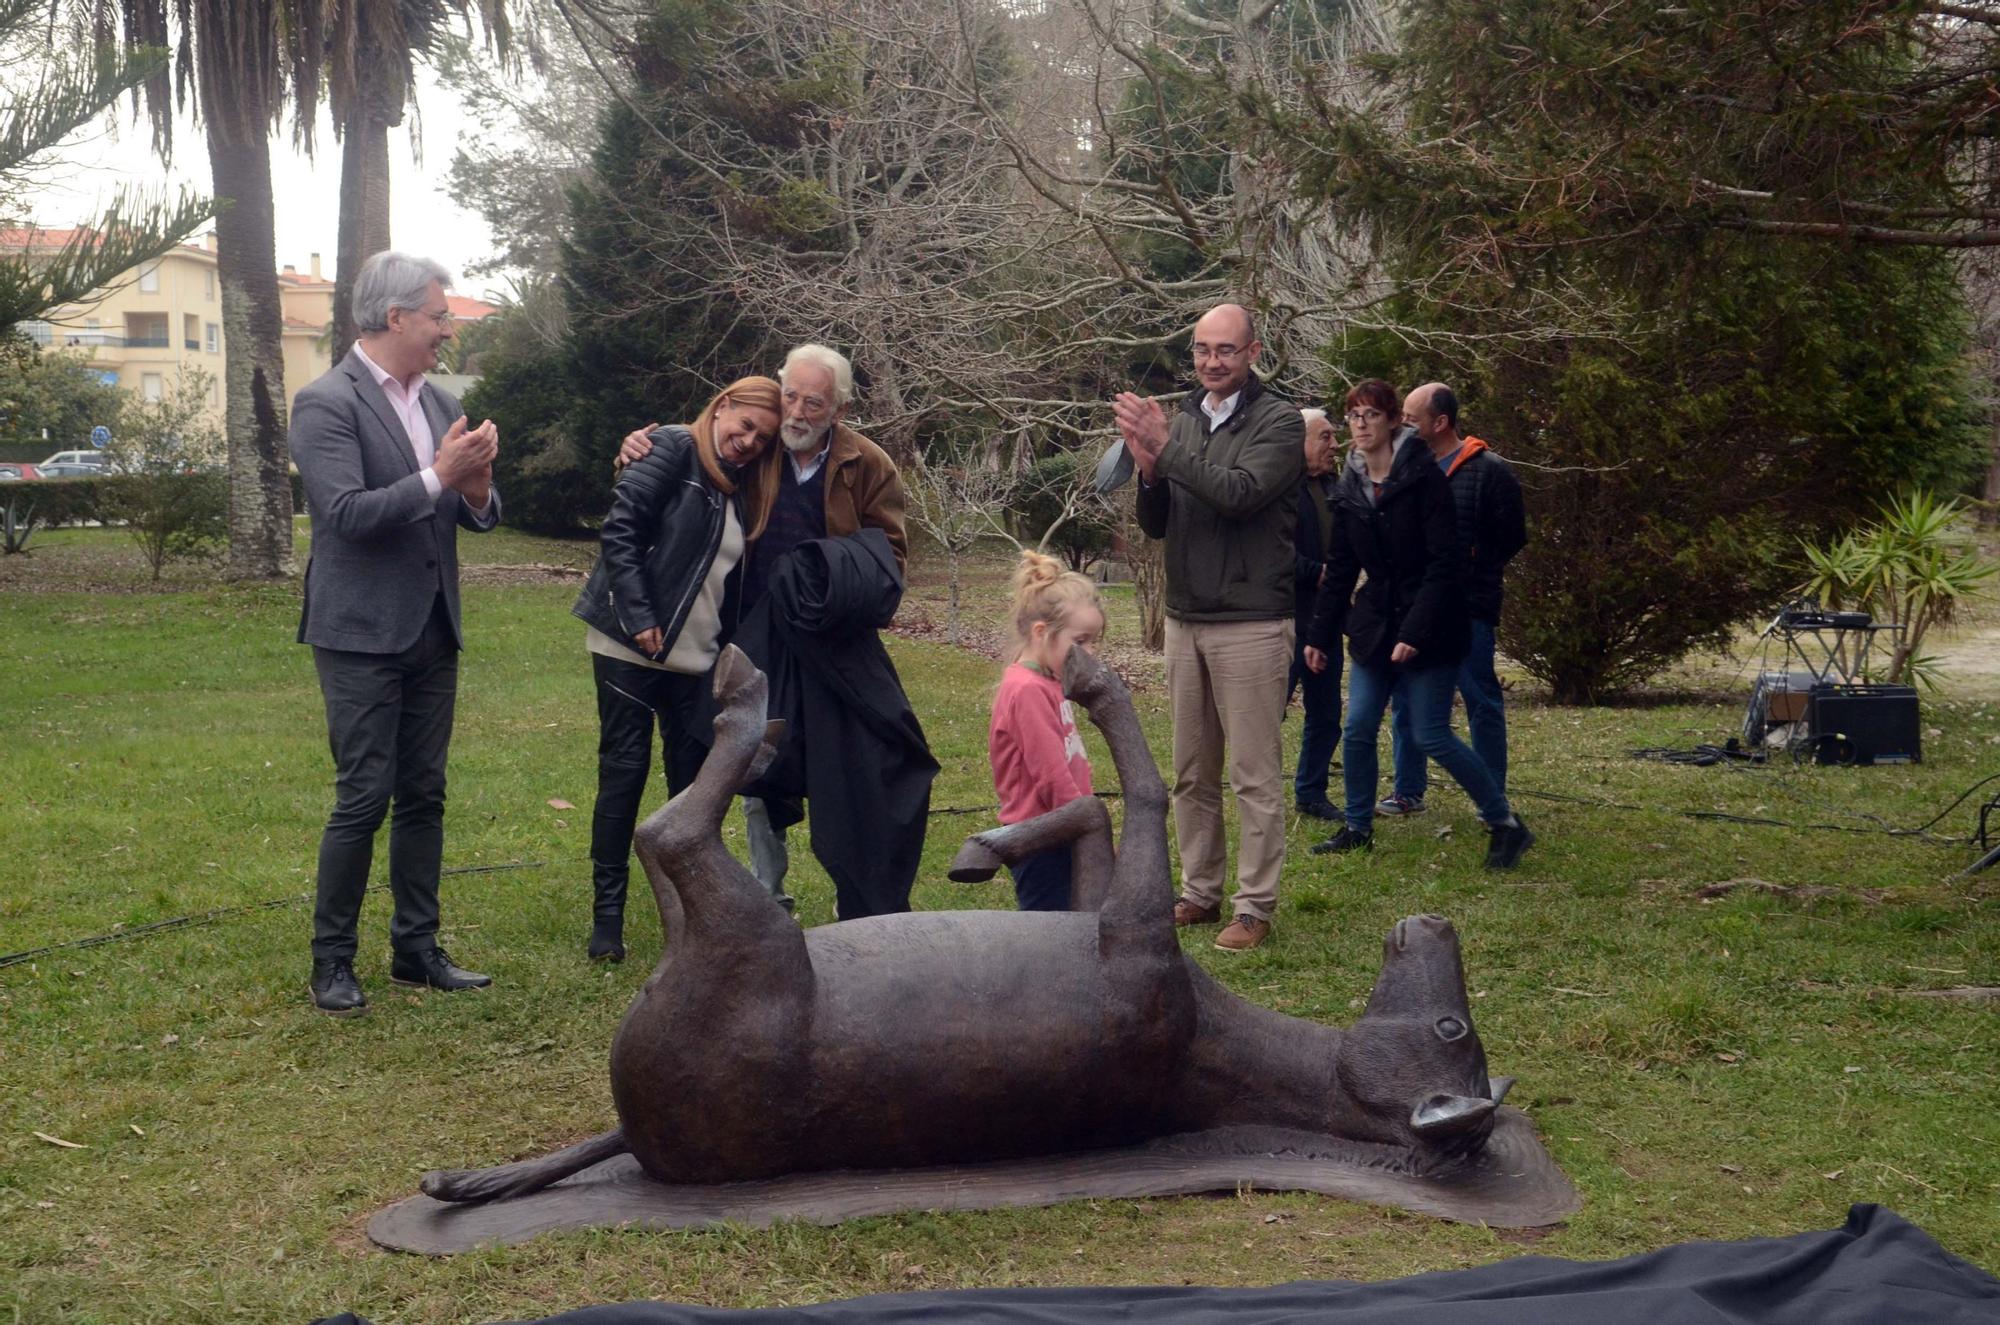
[
  {"left": 741, "top": 797, "right": 795, "bottom": 913},
  {"left": 309, "top": 605, "right": 459, "bottom": 960}
]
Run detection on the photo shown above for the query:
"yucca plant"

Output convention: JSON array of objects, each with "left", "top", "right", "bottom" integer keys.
[
  {"left": 1, "top": 495, "right": 37, "bottom": 555},
  {"left": 1797, "top": 490, "right": 1998, "bottom": 690}
]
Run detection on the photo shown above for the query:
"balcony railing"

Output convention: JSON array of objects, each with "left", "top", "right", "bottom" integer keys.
[
  {"left": 184, "top": 339, "right": 200, "bottom": 350},
  {"left": 61, "top": 332, "right": 126, "bottom": 347},
  {"left": 124, "top": 335, "right": 169, "bottom": 348}
]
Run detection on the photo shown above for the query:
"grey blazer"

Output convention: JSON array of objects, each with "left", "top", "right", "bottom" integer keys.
[{"left": 293, "top": 348, "right": 502, "bottom": 654}]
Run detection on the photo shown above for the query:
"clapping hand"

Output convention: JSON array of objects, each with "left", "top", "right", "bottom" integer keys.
[
  {"left": 1111, "top": 392, "right": 1170, "bottom": 482},
  {"left": 436, "top": 416, "right": 498, "bottom": 501}
]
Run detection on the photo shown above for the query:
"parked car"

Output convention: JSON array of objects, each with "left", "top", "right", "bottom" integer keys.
[
  {"left": 39, "top": 448, "right": 108, "bottom": 469},
  {"left": 0, "top": 463, "right": 38, "bottom": 481},
  {"left": 37, "top": 462, "right": 103, "bottom": 478}
]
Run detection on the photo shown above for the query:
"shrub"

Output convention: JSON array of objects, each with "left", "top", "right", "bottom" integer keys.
[
  {"left": 100, "top": 374, "right": 228, "bottom": 579},
  {"left": 1009, "top": 452, "right": 1115, "bottom": 572},
  {"left": 1798, "top": 491, "right": 1999, "bottom": 691}
]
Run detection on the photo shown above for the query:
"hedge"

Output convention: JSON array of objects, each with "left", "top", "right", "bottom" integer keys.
[{"left": 1, "top": 472, "right": 308, "bottom": 526}]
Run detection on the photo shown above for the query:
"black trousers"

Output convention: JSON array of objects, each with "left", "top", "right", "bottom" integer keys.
[
  {"left": 590, "top": 654, "right": 708, "bottom": 910},
  {"left": 310, "top": 602, "right": 459, "bottom": 961}
]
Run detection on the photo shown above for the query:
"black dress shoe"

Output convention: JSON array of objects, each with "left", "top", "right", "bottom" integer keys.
[
  {"left": 390, "top": 946, "right": 493, "bottom": 992},
  {"left": 1295, "top": 797, "right": 1340, "bottom": 821},
  {"left": 309, "top": 958, "right": 367, "bottom": 1016}
]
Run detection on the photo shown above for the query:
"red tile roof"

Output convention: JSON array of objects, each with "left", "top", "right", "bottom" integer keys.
[
  {"left": 0, "top": 226, "right": 89, "bottom": 251},
  {"left": 446, "top": 294, "right": 498, "bottom": 321}
]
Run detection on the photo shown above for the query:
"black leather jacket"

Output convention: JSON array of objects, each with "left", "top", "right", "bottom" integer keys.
[{"left": 571, "top": 426, "right": 741, "bottom": 660}]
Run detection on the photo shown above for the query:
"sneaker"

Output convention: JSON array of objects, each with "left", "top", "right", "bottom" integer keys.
[
  {"left": 1294, "top": 797, "right": 1340, "bottom": 821},
  {"left": 1310, "top": 825, "right": 1373, "bottom": 855},
  {"left": 1214, "top": 915, "right": 1272, "bottom": 951},
  {"left": 1172, "top": 897, "right": 1222, "bottom": 927},
  {"left": 1376, "top": 794, "right": 1427, "bottom": 817},
  {"left": 1484, "top": 815, "right": 1535, "bottom": 870}
]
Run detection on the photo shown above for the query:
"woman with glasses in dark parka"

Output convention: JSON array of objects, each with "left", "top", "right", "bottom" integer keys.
[{"left": 1301, "top": 379, "right": 1533, "bottom": 870}]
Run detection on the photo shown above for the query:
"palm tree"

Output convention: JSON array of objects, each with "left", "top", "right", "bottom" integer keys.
[
  {"left": 88, "top": 0, "right": 328, "bottom": 579},
  {"left": 325, "top": 0, "right": 512, "bottom": 364}
]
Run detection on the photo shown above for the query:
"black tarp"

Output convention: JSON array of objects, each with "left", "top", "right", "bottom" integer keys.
[{"left": 318, "top": 1204, "right": 1998, "bottom": 1324}]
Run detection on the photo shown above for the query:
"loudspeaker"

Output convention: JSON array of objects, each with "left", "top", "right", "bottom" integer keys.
[{"left": 1806, "top": 684, "right": 1921, "bottom": 766}]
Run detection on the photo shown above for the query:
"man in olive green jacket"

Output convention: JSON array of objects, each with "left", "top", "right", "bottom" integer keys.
[{"left": 1114, "top": 304, "right": 1305, "bottom": 952}]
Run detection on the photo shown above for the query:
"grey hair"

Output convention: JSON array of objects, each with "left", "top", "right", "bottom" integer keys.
[
  {"left": 1301, "top": 407, "right": 1329, "bottom": 428},
  {"left": 781, "top": 343, "right": 854, "bottom": 406},
  {"left": 353, "top": 252, "right": 453, "bottom": 333}
]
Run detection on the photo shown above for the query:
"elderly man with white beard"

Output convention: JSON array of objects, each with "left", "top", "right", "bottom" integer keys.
[{"left": 619, "top": 343, "right": 910, "bottom": 915}]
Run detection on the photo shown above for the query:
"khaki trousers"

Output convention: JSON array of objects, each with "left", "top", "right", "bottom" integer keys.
[{"left": 1164, "top": 616, "right": 1294, "bottom": 923}]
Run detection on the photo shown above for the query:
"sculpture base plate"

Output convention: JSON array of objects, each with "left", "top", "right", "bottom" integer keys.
[{"left": 367, "top": 1110, "right": 1578, "bottom": 1255}]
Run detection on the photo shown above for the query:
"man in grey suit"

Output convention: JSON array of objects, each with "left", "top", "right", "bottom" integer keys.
[{"left": 292, "top": 251, "right": 502, "bottom": 1016}]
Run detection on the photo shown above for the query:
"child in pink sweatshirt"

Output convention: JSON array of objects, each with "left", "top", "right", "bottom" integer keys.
[{"left": 987, "top": 550, "right": 1106, "bottom": 910}]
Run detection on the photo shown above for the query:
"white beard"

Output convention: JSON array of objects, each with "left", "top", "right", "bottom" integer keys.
[{"left": 782, "top": 418, "right": 828, "bottom": 453}]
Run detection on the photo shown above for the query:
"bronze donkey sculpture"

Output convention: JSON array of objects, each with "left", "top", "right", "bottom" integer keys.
[{"left": 424, "top": 644, "right": 1513, "bottom": 1203}]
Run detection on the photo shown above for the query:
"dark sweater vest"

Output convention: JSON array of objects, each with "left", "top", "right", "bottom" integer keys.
[{"left": 744, "top": 458, "right": 828, "bottom": 610}]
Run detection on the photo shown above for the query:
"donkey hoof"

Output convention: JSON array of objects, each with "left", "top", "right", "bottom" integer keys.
[
  {"left": 1060, "top": 646, "right": 1117, "bottom": 707},
  {"left": 948, "top": 839, "right": 1004, "bottom": 883}
]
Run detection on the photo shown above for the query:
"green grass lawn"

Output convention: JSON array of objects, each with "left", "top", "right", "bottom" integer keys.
[{"left": 2, "top": 528, "right": 1997, "bottom": 1324}]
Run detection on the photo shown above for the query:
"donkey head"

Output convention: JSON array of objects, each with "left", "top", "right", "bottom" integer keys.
[{"left": 1332, "top": 915, "right": 1512, "bottom": 1159}]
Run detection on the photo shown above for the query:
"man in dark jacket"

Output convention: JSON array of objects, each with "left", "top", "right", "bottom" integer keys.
[
  {"left": 1289, "top": 408, "right": 1342, "bottom": 820},
  {"left": 1378, "top": 383, "right": 1528, "bottom": 818},
  {"left": 1113, "top": 303, "right": 1304, "bottom": 952}
]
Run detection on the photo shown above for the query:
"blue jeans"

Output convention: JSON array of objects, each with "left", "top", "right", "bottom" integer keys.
[
  {"left": 1345, "top": 653, "right": 1511, "bottom": 833},
  {"left": 1390, "top": 617, "right": 1507, "bottom": 801},
  {"left": 1287, "top": 636, "right": 1341, "bottom": 805},
  {"left": 1009, "top": 848, "right": 1073, "bottom": 912}
]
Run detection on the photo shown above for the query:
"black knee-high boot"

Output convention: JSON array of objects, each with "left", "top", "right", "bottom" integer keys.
[{"left": 587, "top": 771, "right": 645, "bottom": 964}]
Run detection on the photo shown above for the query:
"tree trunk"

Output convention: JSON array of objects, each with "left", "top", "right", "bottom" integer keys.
[
  {"left": 947, "top": 556, "right": 962, "bottom": 646},
  {"left": 206, "top": 99, "right": 294, "bottom": 580},
  {"left": 1984, "top": 411, "right": 2000, "bottom": 527},
  {"left": 1122, "top": 516, "right": 1167, "bottom": 652},
  {"left": 332, "top": 97, "right": 395, "bottom": 365}
]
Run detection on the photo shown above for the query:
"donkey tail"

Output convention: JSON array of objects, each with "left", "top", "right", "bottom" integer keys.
[{"left": 420, "top": 1128, "right": 629, "bottom": 1204}]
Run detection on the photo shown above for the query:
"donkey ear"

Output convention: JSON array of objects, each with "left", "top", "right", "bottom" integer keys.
[{"left": 1410, "top": 1092, "right": 1497, "bottom": 1139}]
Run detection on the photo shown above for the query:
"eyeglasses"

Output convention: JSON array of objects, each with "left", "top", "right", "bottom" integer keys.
[
  {"left": 1191, "top": 343, "right": 1247, "bottom": 363},
  {"left": 782, "top": 388, "right": 831, "bottom": 414},
  {"left": 405, "top": 305, "right": 454, "bottom": 329},
  {"left": 1344, "top": 408, "right": 1387, "bottom": 424}
]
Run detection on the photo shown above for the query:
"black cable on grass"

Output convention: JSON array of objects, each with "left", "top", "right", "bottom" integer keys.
[
  {"left": 929, "top": 790, "right": 1122, "bottom": 817},
  {"left": 0, "top": 861, "right": 544, "bottom": 971},
  {"left": 1513, "top": 770, "right": 1999, "bottom": 845},
  {"left": 2, "top": 796, "right": 1141, "bottom": 969}
]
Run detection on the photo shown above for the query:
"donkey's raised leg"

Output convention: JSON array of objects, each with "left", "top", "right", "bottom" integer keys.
[{"left": 950, "top": 796, "right": 1115, "bottom": 910}]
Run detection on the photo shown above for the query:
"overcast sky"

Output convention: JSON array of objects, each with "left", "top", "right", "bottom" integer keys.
[{"left": 20, "top": 76, "right": 507, "bottom": 301}]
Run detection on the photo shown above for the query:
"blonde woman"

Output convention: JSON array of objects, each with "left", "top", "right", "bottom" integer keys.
[{"left": 570, "top": 377, "right": 783, "bottom": 960}]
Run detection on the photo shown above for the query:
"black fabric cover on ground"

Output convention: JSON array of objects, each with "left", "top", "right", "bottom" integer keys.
[
  {"left": 318, "top": 1204, "right": 1998, "bottom": 1325},
  {"left": 732, "top": 527, "right": 938, "bottom": 919}
]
